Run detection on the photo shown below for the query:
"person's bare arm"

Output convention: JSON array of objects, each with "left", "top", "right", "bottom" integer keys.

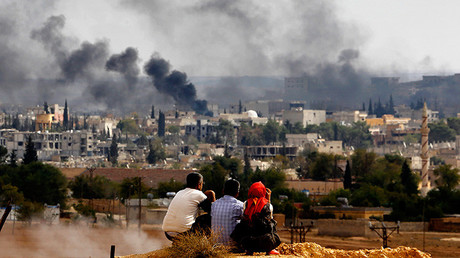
[
  {"left": 266, "top": 188, "right": 271, "bottom": 202},
  {"left": 204, "top": 190, "right": 216, "bottom": 202}
]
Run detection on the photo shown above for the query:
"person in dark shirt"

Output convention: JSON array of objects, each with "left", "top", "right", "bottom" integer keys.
[{"left": 230, "top": 181, "right": 281, "bottom": 255}]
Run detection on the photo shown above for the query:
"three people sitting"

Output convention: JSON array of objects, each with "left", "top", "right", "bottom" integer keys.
[{"left": 162, "top": 173, "right": 280, "bottom": 254}]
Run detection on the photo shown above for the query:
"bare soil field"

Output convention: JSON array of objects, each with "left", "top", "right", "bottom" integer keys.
[{"left": 1, "top": 222, "right": 459, "bottom": 257}]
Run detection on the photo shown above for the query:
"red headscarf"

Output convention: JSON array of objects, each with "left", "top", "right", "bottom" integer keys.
[{"left": 244, "top": 182, "right": 269, "bottom": 221}]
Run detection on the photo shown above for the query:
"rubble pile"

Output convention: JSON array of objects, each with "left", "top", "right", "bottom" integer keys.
[{"left": 278, "top": 242, "right": 431, "bottom": 258}]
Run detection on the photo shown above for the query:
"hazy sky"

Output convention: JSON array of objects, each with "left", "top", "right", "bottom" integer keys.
[
  {"left": 1, "top": 0, "right": 459, "bottom": 111},
  {"left": 45, "top": 0, "right": 460, "bottom": 77}
]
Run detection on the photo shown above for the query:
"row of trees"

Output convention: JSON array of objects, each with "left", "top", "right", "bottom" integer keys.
[
  {"left": 318, "top": 149, "right": 460, "bottom": 221},
  {"left": 0, "top": 140, "right": 67, "bottom": 221},
  {"left": 237, "top": 120, "right": 372, "bottom": 149}
]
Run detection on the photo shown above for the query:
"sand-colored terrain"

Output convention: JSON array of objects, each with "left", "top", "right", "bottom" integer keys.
[{"left": 1, "top": 222, "right": 460, "bottom": 257}]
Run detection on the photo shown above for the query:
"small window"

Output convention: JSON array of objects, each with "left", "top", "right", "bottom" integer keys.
[
  {"left": 68, "top": 143, "right": 72, "bottom": 146},
  {"left": 18, "top": 142, "right": 23, "bottom": 146}
]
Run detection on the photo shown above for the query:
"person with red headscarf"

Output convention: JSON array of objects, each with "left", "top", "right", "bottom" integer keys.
[{"left": 231, "top": 182, "right": 281, "bottom": 255}]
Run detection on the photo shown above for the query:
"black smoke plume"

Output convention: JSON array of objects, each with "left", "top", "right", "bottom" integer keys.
[
  {"left": 144, "top": 55, "right": 210, "bottom": 115},
  {"left": 61, "top": 41, "right": 109, "bottom": 82},
  {"left": 30, "top": 15, "right": 68, "bottom": 66},
  {"left": 105, "top": 47, "right": 140, "bottom": 86}
]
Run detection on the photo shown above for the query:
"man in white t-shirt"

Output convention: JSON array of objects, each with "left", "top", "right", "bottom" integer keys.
[{"left": 162, "top": 172, "right": 214, "bottom": 240}]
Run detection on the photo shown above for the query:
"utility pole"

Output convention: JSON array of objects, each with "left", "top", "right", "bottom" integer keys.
[
  {"left": 138, "top": 177, "right": 142, "bottom": 234},
  {"left": 369, "top": 221, "right": 400, "bottom": 248}
]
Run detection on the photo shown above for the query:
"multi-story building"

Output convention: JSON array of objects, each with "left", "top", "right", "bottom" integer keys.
[
  {"left": 185, "top": 119, "right": 219, "bottom": 141},
  {"left": 282, "top": 108, "right": 326, "bottom": 127},
  {"left": 284, "top": 76, "right": 315, "bottom": 101},
  {"left": 3, "top": 130, "right": 97, "bottom": 161}
]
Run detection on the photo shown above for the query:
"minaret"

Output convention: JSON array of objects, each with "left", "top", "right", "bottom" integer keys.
[{"left": 420, "top": 102, "right": 430, "bottom": 196}]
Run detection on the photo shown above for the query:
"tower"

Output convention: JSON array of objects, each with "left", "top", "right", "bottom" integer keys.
[{"left": 420, "top": 102, "right": 430, "bottom": 196}]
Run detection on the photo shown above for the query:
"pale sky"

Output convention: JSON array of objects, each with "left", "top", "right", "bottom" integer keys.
[
  {"left": 45, "top": 0, "right": 460, "bottom": 78},
  {"left": 3, "top": 0, "right": 460, "bottom": 79}
]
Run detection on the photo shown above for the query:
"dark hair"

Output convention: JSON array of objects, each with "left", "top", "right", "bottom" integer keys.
[
  {"left": 224, "top": 179, "right": 240, "bottom": 196},
  {"left": 186, "top": 172, "right": 203, "bottom": 188}
]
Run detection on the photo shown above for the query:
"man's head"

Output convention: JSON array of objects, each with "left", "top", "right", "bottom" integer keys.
[
  {"left": 186, "top": 172, "right": 203, "bottom": 190},
  {"left": 223, "top": 179, "right": 240, "bottom": 197}
]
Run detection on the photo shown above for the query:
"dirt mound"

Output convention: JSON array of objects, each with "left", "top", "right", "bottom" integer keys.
[{"left": 278, "top": 242, "right": 431, "bottom": 257}]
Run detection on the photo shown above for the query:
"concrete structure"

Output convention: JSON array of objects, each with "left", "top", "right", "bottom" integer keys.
[
  {"left": 284, "top": 76, "right": 317, "bottom": 101},
  {"left": 286, "top": 180, "right": 343, "bottom": 198},
  {"left": 327, "top": 110, "right": 367, "bottom": 124},
  {"left": 285, "top": 133, "right": 318, "bottom": 146},
  {"left": 309, "top": 140, "right": 343, "bottom": 155},
  {"left": 244, "top": 99, "right": 290, "bottom": 117},
  {"left": 420, "top": 103, "right": 431, "bottom": 196},
  {"left": 282, "top": 108, "right": 326, "bottom": 127},
  {"left": 312, "top": 207, "right": 392, "bottom": 220},
  {"left": 185, "top": 119, "right": 219, "bottom": 141},
  {"left": 35, "top": 114, "right": 54, "bottom": 131},
  {"left": 4, "top": 130, "right": 97, "bottom": 161},
  {"left": 245, "top": 145, "right": 299, "bottom": 160},
  {"left": 394, "top": 105, "right": 439, "bottom": 123}
]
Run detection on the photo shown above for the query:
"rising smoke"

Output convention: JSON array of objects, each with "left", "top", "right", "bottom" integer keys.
[
  {"left": 106, "top": 47, "right": 140, "bottom": 87},
  {"left": 144, "top": 55, "right": 210, "bottom": 115},
  {"left": 0, "top": 0, "right": 455, "bottom": 113},
  {"left": 28, "top": 12, "right": 166, "bottom": 114}
]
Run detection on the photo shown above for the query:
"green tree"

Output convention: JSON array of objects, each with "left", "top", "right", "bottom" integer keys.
[
  {"left": 310, "top": 153, "right": 337, "bottom": 180},
  {"left": 109, "top": 134, "right": 118, "bottom": 166},
  {"left": 69, "top": 174, "right": 115, "bottom": 199},
  {"left": 343, "top": 160, "right": 352, "bottom": 189},
  {"left": 117, "top": 119, "right": 141, "bottom": 134},
  {"left": 200, "top": 163, "right": 228, "bottom": 198},
  {"left": 217, "top": 119, "right": 234, "bottom": 144},
  {"left": 119, "top": 177, "right": 149, "bottom": 200},
  {"left": 137, "top": 135, "right": 149, "bottom": 147},
  {"left": 0, "top": 146, "right": 7, "bottom": 164},
  {"left": 263, "top": 120, "right": 281, "bottom": 144},
  {"left": 147, "top": 139, "right": 166, "bottom": 164},
  {"left": 167, "top": 125, "right": 180, "bottom": 135},
  {"left": 23, "top": 136, "right": 38, "bottom": 165},
  {"left": 433, "top": 164, "right": 460, "bottom": 191},
  {"left": 156, "top": 179, "right": 185, "bottom": 198},
  {"left": 63, "top": 99, "right": 69, "bottom": 130},
  {"left": 400, "top": 160, "right": 419, "bottom": 195},
  {"left": 351, "top": 149, "right": 376, "bottom": 179},
  {"left": 13, "top": 162, "right": 68, "bottom": 206},
  {"left": 428, "top": 121, "right": 456, "bottom": 143},
  {"left": 320, "top": 188, "right": 351, "bottom": 206},
  {"left": 0, "top": 184, "right": 24, "bottom": 206},
  {"left": 213, "top": 156, "right": 242, "bottom": 180},
  {"left": 350, "top": 183, "right": 387, "bottom": 207},
  {"left": 239, "top": 123, "right": 264, "bottom": 146},
  {"left": 446, "top": 117, "right": 460, "bottom": 134},
  {"left": 9, "top": 150, "right": 17, "bottom": 167},
  {"left": 158, "top": 111, "right": 165, "bottom": 137}
]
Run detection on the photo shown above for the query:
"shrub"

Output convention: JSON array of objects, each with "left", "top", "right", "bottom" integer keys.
[{"left": 161, "top": 231, "right": 229, "bottom": 258}]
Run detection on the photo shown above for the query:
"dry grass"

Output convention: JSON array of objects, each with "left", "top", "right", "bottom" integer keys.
[{"left": 127, "top": 231, "right": 230, "bottom": 258}]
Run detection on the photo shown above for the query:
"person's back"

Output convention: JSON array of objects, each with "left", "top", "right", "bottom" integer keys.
[
  {"left": 162, "top": 187, "right": 206, "bottom": 233},
  {"left": 211, "top": 179, "right": 243, "bottom": 245}
]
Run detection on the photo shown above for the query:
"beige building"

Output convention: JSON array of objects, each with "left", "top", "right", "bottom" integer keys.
[
  {"left": 327, "top": 110, "right": 367, "bottom": 124},
  {"left": 282, "top": 108, "right": 326, "bottom": 127}
]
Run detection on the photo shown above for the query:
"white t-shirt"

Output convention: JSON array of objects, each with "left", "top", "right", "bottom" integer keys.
[{"left": 162, "top": 188, "right": 207, "bottom": 233}]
